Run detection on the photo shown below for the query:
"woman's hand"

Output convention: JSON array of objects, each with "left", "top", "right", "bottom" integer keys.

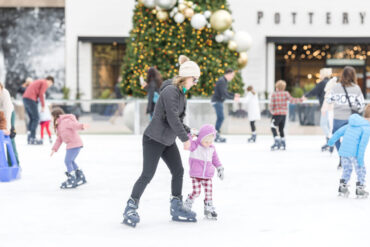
[
  {"left": 50, "top": 150, "right": 55, "bottom": 157},
  {"left": 183, "top": 140, "right": 191, "bottom": 150}
]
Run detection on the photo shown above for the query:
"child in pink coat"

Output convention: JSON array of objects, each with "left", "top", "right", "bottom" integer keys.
[
  {"left": 184, "top": 124, "right": 224, "bottom": 220},
  {"left": 50, "top": 107, "right": 88, "bottom": 189}
]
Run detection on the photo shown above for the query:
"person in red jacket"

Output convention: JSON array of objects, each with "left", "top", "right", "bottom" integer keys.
[
  {"left": 269, "top": 80, "right": 305, "bottom": 150},
  {"left": 23, "top": 76, "right": 54, "bottom": 144},
  {"left": 50, "top": 107, "right": 89, "bottom": 189}
]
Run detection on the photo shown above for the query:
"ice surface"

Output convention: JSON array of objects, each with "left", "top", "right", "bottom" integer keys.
[{"left": 1, "top": 135, "right": 370, "bottom": 247}]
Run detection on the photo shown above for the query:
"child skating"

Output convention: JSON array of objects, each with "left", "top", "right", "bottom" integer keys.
[
  {"left": 328, "top": 105, "right": 370, "bottom": 199},
  {"left": 269, "top": 80, "right": 305, "bottom": 150},
  {"left": 38, "top": 98, "right": 52, "bottom": 144},
  {"left": 183, "top": 124, "right": 224, "bottom": 220},
  {"left": 50, "top": 107, "right": 88, "bottom": 189},
  {"left": 244, "top": 86, "right": 261, "bottom": 143}
]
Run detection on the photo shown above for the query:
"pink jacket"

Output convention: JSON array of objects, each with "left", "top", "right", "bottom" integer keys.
[
  {"left": 188, "top": 124, "right": 222, "bottom": 179},
  {"left": 52, "top": 114, "right": 84, "bottom": 152}
]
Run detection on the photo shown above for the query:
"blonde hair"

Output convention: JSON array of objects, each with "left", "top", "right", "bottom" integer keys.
[
  {"left": 172, "top": 55, "right": 192, "bottom": 89},
  {"left": 275, "top": 80, "right": 287, "bottom": 91},
  {"left": 364, "top": 105, "right": 370, "bottom": 118},
  {"left": 320, "top": 68, "right": 332, "bottom": 80},
  {"left": 202, "top": 134, "right": 215, "bottom": 143}
]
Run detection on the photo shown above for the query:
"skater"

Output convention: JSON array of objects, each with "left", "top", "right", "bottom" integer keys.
[
  {"left": 326, "top": 66, "right": 364, "bottom": 169},
  {"left": 183, "top": 124, "right": 224, "bottom": 220},
  {"left": 38, "top": 97, "right": 52, "bottom": 144},
  {"left": 122, "top": 55, "right": 199, "bottom": 227},
  {"left": 50, "top": 108, "right": 88, "bottom": 189},
  {"left": 143, "top": 67, "right": 162, "bottom": 120},
  {"left": 328, "top": 105, "right": 370, "bottom": 198},
  {"left": 23, "top": 76, "right": 54, "bottom": 145},
  {"left": 211, "top": 68, "right": 240, "bottom": 143},
  {"left": 0, "top": 111, "right": 9, "bottom": 135},
  {"left": 269, "top": 80, "right": 305, "bottom": 150},
  {"left": 304, "top": 68, "right": 333, "bottom": 151},
  {"left": 320, "top": 77, "right": 337, "bottom": 153},
  {"left": 244, "top": 86, "right": 260, "bottom": 143}
]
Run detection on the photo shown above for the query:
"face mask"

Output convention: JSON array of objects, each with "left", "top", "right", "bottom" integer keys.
[{"left": 182, "top": 87, "right": 187, "bottom": 94}]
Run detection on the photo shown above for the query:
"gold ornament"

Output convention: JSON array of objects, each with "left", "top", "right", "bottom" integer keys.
[
  {"left": 152, "top": 9, "right": 158, "bottom": 14},
  {"left": 157, "top": 10, "right": 168, "bottom": 21},
  {"left": 186, "top": 1, "right": 193, "bottom": 7},
  {"left": 138, "top": 0, "right": 145, "bottom": 4},
  {"left": 238, "top": 53, "right": 248, "bottom": 68},
  {"left": 228, "top": 40, "right": 237, "bottom": 51},
  {"left": 210, "top": 10, "right": 232, "bottom": 32},
  {"left": 184, "top": 8, "right": 194, "bottom": 18},
  {"left": 178, "top": 3, "right": 187, "bottom": 12}
]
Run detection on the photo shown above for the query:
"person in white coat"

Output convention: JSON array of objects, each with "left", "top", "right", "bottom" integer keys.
[{"left": 244, "top": 86, "right": 261, "bottom": 142}]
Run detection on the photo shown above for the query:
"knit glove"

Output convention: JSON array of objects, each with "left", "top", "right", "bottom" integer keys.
[{"left": 217, "top": 166, "right": 224, "bottom": 180}]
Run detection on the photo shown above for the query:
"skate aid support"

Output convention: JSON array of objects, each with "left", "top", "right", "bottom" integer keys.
[{"left": 0, "top": 131, "right": 21, "bottom": 182}]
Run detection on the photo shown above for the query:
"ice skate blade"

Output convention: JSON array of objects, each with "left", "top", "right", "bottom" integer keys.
[
  {"left": 76, "top": 181, "right": 87, "bottom": 187},
  {"left": 356, "top": 194, "right": 369, "bottom": 199},
  {"left": 122, "top": 218, "right": 137, "bottom": 228},
  {"left": 172, "top": 216, "right": 197, "bottom": 222},
  {"left": 338, "top": 193, "right": 349, "bottom": 198},
  {"left": 204, "top": 215, "right": 217, "bottom": 220},
  {"left": 60, "top": 184, "right": 77, "bottom": 189}
]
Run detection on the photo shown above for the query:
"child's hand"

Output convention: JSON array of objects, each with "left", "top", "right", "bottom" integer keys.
[
  {"left": 217, "top": 166, "right": 224, "bottom": 180},
  {"left": 190, "top": 128, "right": 199, "bottom": 137},
  {"left": 183, "top": 140, "right": 190, "bottom": 150},
  {"left": 82, "top": 124, "right": 90, "bottom": 129},
  {"left": 50, "top": 150, "right": 55, "bottom": 157}
]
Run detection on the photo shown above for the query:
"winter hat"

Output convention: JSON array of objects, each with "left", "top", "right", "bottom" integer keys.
[
  {"left": 178, "top": 55, "right": 200, "bottom": 78},
  {"left": 196, "top": 124, "right": 217, "bottom": 144}
]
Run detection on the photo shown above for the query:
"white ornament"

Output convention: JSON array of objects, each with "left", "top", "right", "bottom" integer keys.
[
  {"left": 215, "top": 34, "right": 224, "bottom": 43},
  {"left": 223, "top": 29, "right": 234, "bottom": 41},
  {"left": 204, "top": 10, "right": 212, "bottom": 19},
  {"left": 207, "top": 23, "right": 211, "bottom": 28},
  {"left": 191, "top": 13, "right": 207, "bottom": 29},
  {"left": 233, "top": 31, "right": 253, "bottom": 52},
  {"left": 143, "top": 0, "right": 156, "bottom": 8},
  {"left": 174, "top": 12, "right": 185, "bottom": 23},
  {"left": 155, "top": 0, "right": 176, "bottom": 10}
]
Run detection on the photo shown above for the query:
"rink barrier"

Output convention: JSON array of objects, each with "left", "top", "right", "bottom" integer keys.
[
  {"left": 12, "top": 99, "right": 370, "bottom": 135},
  {"left": 0, "top": 131, "right": 21, "bottom": 182}
]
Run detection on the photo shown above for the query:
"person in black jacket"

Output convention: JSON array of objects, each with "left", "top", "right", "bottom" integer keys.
[
  {"left": 211, "top": 68, "right": 240, "bottom": 143},
  {"left": 122, "top": 55, "right": 200, "bottom": 227},
  {"left": 144, "top": 67, "right": 162, "bottom": 119},
  {"left": 304, "top": 68, "right": 332, "bottom": 151}
]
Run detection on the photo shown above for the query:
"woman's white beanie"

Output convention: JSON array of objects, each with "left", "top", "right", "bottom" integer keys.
[{"left": 178, "top": 55, "right": 200, "bottom": 77}]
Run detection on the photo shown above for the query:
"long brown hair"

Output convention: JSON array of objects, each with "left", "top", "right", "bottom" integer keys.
[
  {"left": 172, "top": 76, "right": 188, "bottom": 90},
  {"left": 247, "top": 85, "right": 256, "bottom": 95},
  {"left": 340, "top": 66, "right": 357, "bottom": 87},
  {"left": 147, "top": 67, "right": 162, "bottom": 90},
  {"left": 51, "top": 107, "right": 65, "bottom": 133}
]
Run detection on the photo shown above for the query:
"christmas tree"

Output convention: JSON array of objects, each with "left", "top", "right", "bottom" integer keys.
[{"left": 121, "top": 0, "right": 251, "bottom": 97}]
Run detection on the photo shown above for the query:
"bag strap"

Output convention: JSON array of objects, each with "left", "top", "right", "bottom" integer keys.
[{"left": 342, "top": 84, "right": 353, "bottom": 109}]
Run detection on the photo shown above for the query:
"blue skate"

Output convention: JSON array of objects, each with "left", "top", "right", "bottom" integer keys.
[
  {"left": 75, "top": 169, "right": 87, "bottom": 187},
  {"left": 122, "top": 198, "right": 140, "bottom": 228},
  {"left": 170, "top": 196, "right": 197, "bottom": 222}
]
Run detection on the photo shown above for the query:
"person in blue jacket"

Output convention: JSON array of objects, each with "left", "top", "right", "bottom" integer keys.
[{"left": 328, "top": 105, "right": 370, "bottom": 198}]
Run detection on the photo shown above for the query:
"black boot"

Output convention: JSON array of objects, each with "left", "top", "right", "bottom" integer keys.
[
  {"left": 247, "top": 134, "right": 256, "bottom": 143},
  {"left": 215, "top": 133, "right": 226, "bottom": 143}
]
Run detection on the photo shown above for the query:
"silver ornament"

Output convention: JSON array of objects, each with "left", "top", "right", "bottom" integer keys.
[
  {"left": 155, "top": 0, "right": 176, "bottom": 10},
  {"left": 215, "top": 34, "right": 224, "bottom": 43},
  {"left": 204, "top": 10, "right": 212, "bottom": 19},
  {"left": 143, "top": 0, "right": 156, "bottom": 8},
  {"left": 234, "top": 31, "right": 253, "bottom": 52},
  {"left": 174, "top": 12, "right": 185, "bottom": 23},
  {"left": 191, "top": 13, "right": 207, "bottom": 29}
]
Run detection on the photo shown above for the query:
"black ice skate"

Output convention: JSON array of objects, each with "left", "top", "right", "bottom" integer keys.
[
  {"left": 170, "top": 196, "right": 197, "bottom": 222},
  {"left": 321, "top": 137, "right": 330, "bottom": 152},
  {"left": 204, "top": 201, "right": 217, "bottom": 220},
  {"left": 338, "top": 179, "right": 349, "bottom": 197},
  {"left": 123, "top": 197, "right": 140, "bottom": 227},
  {"left": 356, "top": 182, "right": 369, "bottom": 199},
  {"left": 28, "top": 138, "right": 43, "bottom": 145},
  {"left": 248, "top": 134, "right": 256, "bottom": 143},
  {"left": 215, "top": 133, "right": 226, "bottom": 143},
  {"left": 60, "top": 171, "right": 77, "bottom": 189},
  {"left": 75, "top": 169, "right": 87, "bottom": 187},
  {"left": 270, "top": 138, "right": 280, "bottom": 151}
]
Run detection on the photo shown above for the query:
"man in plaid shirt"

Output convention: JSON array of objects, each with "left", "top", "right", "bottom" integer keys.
[{"left": 269, "top": 80, "right": 305, "bottom": 150}]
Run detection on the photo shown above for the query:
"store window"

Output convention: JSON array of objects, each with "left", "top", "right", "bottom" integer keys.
[
  {"left": 92, "top": 43, "right": 125, "bottom": 99},
  {"left": 275, "top": 43, "right": 369, "bottom": 97}
]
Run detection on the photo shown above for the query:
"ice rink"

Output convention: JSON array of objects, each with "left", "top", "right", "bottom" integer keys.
[{"left": 1, "top": 135, "right": 370, "bottom": 247}]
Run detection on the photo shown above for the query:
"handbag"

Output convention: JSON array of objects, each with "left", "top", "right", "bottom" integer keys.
[{"left": 342, "top": 85, "right": 360, "bottom": 115}]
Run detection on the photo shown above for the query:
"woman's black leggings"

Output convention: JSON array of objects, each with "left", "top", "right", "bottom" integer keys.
[
  {"left": 130, "top": 135, "right": 184, "bottom": 201},
  {"left": 250, "top": 121, "right": 256, "bottom": 132}
]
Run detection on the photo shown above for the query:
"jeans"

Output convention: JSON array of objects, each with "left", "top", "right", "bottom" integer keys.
[
  {"left": 341, "top": 157, "right": 366, "bottom": 185},
  {"left": 131, "top": 135, "right": 184, "bottom": 200},
  {"left": 65, "top": 147, "right": 82, "bottom": 173},
  {"left": 23, "top": 98, "right": 39, "bottom": 139},
  {"left": 213, "top": 102, "right": 224, "bottom": 132},
  {"left": 332, "top": 119, "right": 348, "bottom": 152},
  {"left": 320, "top": 112, "right": 331, "bottom": 138}
]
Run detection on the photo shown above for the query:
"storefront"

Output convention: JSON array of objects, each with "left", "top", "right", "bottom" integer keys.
[{"left": 65, "top": 0, "right": 370, "bottom": 99}]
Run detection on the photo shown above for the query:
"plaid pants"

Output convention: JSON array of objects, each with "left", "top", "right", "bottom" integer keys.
[{"left": 188, "top": 177, "right": 213, "bottom": 202}]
